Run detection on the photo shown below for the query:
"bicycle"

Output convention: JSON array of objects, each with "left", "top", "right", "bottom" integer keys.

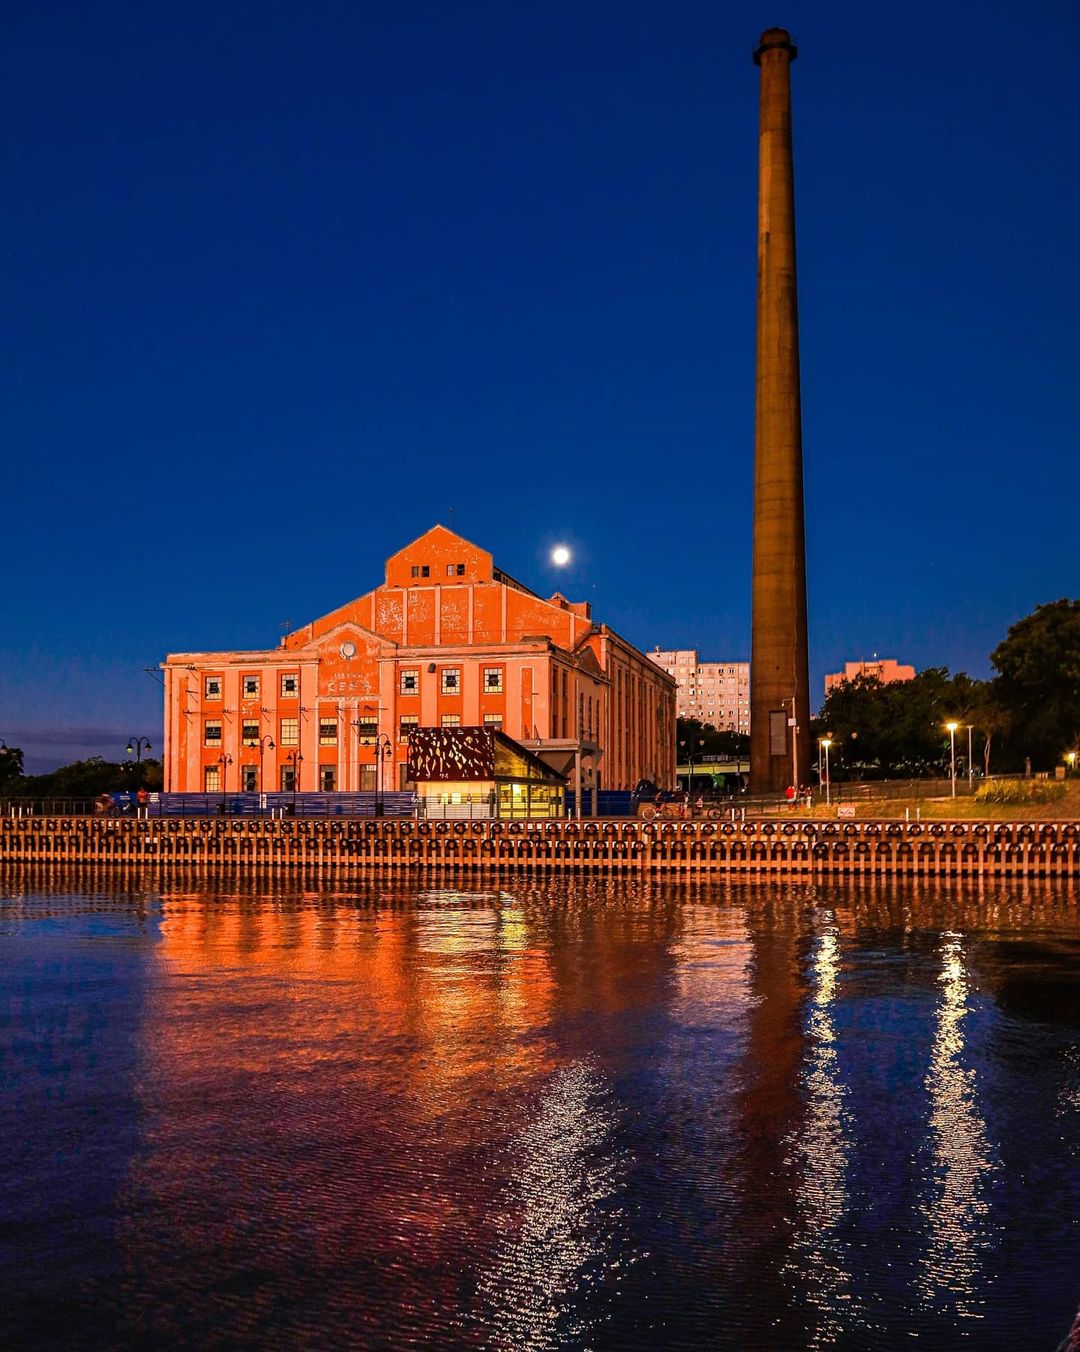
[{"left": 639, "top": 800, "right": 725, "bottom": 822}]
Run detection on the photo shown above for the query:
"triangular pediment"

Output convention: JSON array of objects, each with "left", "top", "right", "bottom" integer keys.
[
  {"left": 293, "top": 619, "right": 396, "bottom": 657},
  {"left": 574, "top": 645, "right": 605, "bottom": 677}
]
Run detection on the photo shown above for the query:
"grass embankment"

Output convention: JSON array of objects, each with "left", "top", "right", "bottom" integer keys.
[{"left": 811, "top": 782, "right": 1080, "bottom": 822}]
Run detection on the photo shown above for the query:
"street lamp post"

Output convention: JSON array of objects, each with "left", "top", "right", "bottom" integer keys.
[
  {"left": 353, "top": 707, "right": 390, "bottom": 804},
  {"left": 372, "top": 733, "right": 394, "bottom": 816},
  {"left": 253, "top": 736, "right": 275, "bottom": 793},
  {"left": 216, "top": 752, "right": 232, "bottom": 811},
  {"left": 285, "top": 750, "right": 303, "bottom": 811},
  {"left": 126, "top": 736, "right": 152, "bottom": 787},
  {"left": 820, "top": 737, "right": 833, "bottom": 807},
  {"left": 966, "top": 723, "right": 974, "bottom": 786},
  {"left": 678, "top": 736, "right": 705, "bottom": 798},
  {"left": 945, "top": 721, "right": 959, "bottom": 799}
]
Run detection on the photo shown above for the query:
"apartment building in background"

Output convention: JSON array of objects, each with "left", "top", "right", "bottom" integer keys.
[
  {"left": 647, "top": 649, "right": 750, "bottom": 734},
  {"left": 162, "top": 525, "right": 676, "bottom": 801},
  {"left": 823, "top": 656, "right": 916, "bottom": 699}
]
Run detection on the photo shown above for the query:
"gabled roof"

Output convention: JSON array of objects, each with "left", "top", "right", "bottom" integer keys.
[
  {"left": 292, "top": 618, "right": 396, "bottom": 653},
  {"left": 386, "top": 521, "right": 490, "bottom": 565}
]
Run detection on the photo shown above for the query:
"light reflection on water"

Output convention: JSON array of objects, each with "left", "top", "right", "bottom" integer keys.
[
  {"left": 784, "top": 918, "right": 857, "bottom": 1347},
  {"left": 475, "top": 1059, "right": 629, "bottom": 1351},
  {"left": 917, "top": 932, "right": 999, "bottom": 1319},
  {"left": 0, "top": 877, "right": 1079, "bottom": 1350}
]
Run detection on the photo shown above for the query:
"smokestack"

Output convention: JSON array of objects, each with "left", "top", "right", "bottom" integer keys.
[{"left": 749, "top": 27, "right": 811, "bottom": 795}]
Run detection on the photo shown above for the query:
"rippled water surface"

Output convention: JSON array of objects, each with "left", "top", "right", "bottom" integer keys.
[{"left": 2, "top": 875, "right": 1079, "bottom": 1350}]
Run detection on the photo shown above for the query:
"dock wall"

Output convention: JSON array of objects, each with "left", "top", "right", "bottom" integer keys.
[{"left": 2, "top": 816, "right": 1079, "bottom": 878}]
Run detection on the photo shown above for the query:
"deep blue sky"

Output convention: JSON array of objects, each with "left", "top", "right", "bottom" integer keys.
[{"left": 2, "top": 1, "right": 1077, "bottom": 770}]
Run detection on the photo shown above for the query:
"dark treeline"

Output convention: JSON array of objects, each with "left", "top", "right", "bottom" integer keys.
[{"left": 0, "top": 753, "right": 163, "bottom": 799}]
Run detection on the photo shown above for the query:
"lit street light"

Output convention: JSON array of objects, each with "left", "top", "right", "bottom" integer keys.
[
  {"left": 945, "top": 721, "right": 959, "bottom": 798},
  {"left": 126, "top": 736, "right": 152, "bottom": 787},
  {"left": 819, "top": 736, "right": 833, "bottom": 806}
]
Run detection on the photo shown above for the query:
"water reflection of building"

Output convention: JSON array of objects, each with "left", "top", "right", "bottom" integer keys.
[
  {"left": 117, "top": 884, "right": 689, "bottom": 1345},
  {"left": 65, "top": 873, "right": 1050, "bottom": 1346},
  {"left": 115, "top": 893, "right": 569, "bottom": 1343}
]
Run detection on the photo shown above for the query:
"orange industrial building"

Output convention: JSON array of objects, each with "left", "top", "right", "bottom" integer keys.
[{"left": 162, "top": 525, "right": 675, "bottom": 804}]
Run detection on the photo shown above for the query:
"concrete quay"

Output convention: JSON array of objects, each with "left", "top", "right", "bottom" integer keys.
[{"left": 2, "top": 816, "right": 1079, "bottom": 878}]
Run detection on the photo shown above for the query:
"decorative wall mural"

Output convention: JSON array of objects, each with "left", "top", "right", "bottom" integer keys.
[{"left": 407, "top": 727, "right": 496, "bottom": 782}]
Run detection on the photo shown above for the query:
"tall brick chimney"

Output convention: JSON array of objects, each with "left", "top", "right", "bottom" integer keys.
[{"left": 749, "top": 28, "right": 811, "bottom": 795}]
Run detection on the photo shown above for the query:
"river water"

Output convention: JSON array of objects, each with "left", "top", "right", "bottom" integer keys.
[{"left": 1, "top": 876, "right": 1078, "bottom": 1350}]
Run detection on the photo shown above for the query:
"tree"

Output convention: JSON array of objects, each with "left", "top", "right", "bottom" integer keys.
[
  {"left": 19, "top": 757, "right": 128, "bottom": 799},
  {"left": 962, "top": 683, "right": 1011, "bottom": 778},
  {"left": 676, "top": 718, "right": 749, "bottom": 759},
  {"left": 7, "top": 755, "right": 164, "bottom": 801},
  {"left": 0, "top": 744, "right": 24, "bottom": 790},
  {"left": 991, "top": 599, "right": 1080, "bottom": 769},
  {"left": 812, "top": 669, "right": 997, "bottom": 779}
]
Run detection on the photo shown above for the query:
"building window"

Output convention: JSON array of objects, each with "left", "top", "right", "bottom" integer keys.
[
  {"left": 445, "top": 563, "right": 465, "bottom": 577},
  {"left": 410, "top": 564, "right": 430, "bottom": 578},
  {"left": 204, "top": 764, "right": 221, "bottom": 792},
  {"left": 242, "top": 675, "right": 259, "bottom": 699},
  {"left": 241, "top": 719, "right": 259, "bottom": 746},
  {"left": 483, "top": 667, "right": 503, "bottom": 693},
  {"left": 441, "top": 668, "right": 460, "bottom": 694},
  {"left": 483, "top": 713, "right": 503, "bottom": 729},
  {"left": 356, "top": 716, "right": 377, "bottom": 745},
  {"left": 400, "top": 669, "right": 419, "bottom": 695},
  {"left": 280, "top": 765, "right": 296, "bottom": 793},
  {"left": 319, "top": 719, "right": 338, "bottom": 746},
  {"left": 204, "top": 676, "right": 222, "bottom": 701},
  {"left": 441, "top": 714, "right": 460, "bottom": 727},
  {"left": 399, "top": 715, "right": 418, "bottom": 743},
  {"left": 204, "top": 720, "right": 222, "bottom": 747},
  {"left": 241, "top": 765, "right": 258, "bottom": 792},
  {"left": 319, "top": 765, "right": 337, "bottom": 792},
  {"left": 280, "top": 717, "right": 299, "bottom": 747},
  {"left": 280, "top": 673, "right": 299, "bottom": 698}
]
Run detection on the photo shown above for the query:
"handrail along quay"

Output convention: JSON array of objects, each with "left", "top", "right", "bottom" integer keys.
[{"left": 2, "top": 816, "right": 1079, "bottom": 877}]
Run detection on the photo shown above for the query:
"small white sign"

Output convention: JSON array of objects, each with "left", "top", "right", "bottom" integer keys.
[{"left": 837, "top": 805, "right": 856, "bottom": 818}]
